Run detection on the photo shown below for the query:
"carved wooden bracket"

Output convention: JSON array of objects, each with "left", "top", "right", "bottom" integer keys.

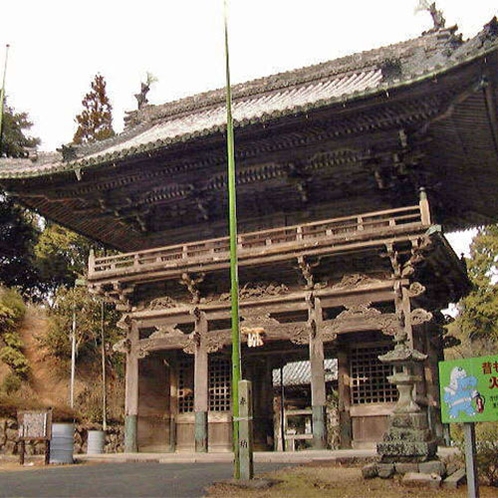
[
  {"left": 113, "top": 338, "right": 131, "bottom": 354},
  {"left": 295, "top": 256, "right": 320, "bottom": 290},
  {"left": 180, "top": 272, "right": 205, "bottom": 304},
  {"left": 411, "top": 308, "right": 433, "bottom": 326},
  {"left": 407, "top": 282, "right": 426, "bottom": 298}
]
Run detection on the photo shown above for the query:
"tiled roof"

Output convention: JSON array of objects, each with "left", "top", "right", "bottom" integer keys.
[
  {"left": 273, "top": 359, "right": 338, "bottom": 387},
  {"left": 1, "top": 20, "right": 497, "bottom": 179}
]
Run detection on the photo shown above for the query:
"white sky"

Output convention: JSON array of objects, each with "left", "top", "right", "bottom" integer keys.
[
  {"left": 1, "top": 0, "right": 496, "bottom": 152},
  {"left": 1, "top": 0, "right": 496, "bottom": 253}
]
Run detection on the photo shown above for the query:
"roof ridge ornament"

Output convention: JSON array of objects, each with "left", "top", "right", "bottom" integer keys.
[{"left": 415, "top": 1, "right": 446, "bottom": 32}]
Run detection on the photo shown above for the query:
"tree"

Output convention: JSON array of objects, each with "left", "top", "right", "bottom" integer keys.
[
  {"left": 73, "top": 74, "right": 115, "bottom": 145},
  {"left": 0, "top": 196, "right": 41, "bottom": 294},
  {"left": 34, "top": 222, "right": 93, "bottom": 291},
  {"left": 0, "top": 102, "right": 42, "bottom": 296},
  {"left": 0, "top": 103, "right": 40, "bottom": 157},
  {"left": 448, "top": 226, "right": 498, "bottom": 354}
]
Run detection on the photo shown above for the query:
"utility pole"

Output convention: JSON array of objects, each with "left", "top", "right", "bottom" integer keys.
[
  {"left": 101, "top": 300, "right": 107, "bottom": 431},
  {"left": 0, "top": 44, "right": 10, "bottom": 153},
  {"left": 70, "top": 304, "right": 76, "bottom": 409}
]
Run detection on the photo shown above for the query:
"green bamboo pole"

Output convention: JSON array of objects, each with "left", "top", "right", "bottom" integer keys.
[
  {"left": 0, "top": 44, "right": 10, "bottom": 154},
  {"left": 223, "top": 0, "right": 241, "bottom": 480}
]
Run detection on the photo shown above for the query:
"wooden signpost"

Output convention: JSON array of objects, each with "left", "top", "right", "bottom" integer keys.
[
  {"left": 439, "top": 354, "right": 498, "bottom": 498},
  {"left": 17, "top": 409, "right": 52, "bottom": 465}
]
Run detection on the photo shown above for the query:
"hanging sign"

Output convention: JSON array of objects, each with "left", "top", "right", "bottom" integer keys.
[{"left": 439, "top": 354, "right": 498, "bottom": 423}]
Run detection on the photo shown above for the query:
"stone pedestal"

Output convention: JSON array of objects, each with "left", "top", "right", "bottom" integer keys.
[
  {"left": 377, "top": 410, "right": 437, "bottom": 463},
  {"left": 377, "top": 346, "right": 437, "bottom": 464}
]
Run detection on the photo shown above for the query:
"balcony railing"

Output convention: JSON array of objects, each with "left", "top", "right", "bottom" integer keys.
[{"left": 88, "top": 201, "right": 430, "bottom": 282}]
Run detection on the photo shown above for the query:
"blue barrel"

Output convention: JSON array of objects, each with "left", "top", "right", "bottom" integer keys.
[
  {"left": 50, "top": 423, "right": 74, "bottom": 464},
  {"left": 87, "top": 430, "right": 105, "bottom": 454}
]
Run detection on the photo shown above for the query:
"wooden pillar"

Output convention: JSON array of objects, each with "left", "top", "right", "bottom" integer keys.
[
  {"left": 337, "top": 350, "right": 352, "bottom": 448},
  {"left": 244, "top": 358, "right": 273, "bottom": 450},
  {"left": 124, "top": 323, "right": 139, "bottom": 452},
  {"left": 308, "top": 295, "right": 327, "bottom": 449},
  {"left": 419, "top": 187, "right": 431, "bottom": 225},
  {"left": 194, "top": 310, "right": 209, "bottom": 452}
]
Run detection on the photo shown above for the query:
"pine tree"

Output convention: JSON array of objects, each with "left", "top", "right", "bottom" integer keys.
[{"left": 73, "top": 74, "right": 115, "bottom": 145}]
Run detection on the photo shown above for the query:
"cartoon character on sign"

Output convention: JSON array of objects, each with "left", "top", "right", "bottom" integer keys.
[{"left": 443, "top": 366, "right": 484, "bottom": 419}]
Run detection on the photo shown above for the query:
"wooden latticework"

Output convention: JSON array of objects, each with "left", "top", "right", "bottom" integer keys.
[
  {"left": 350, "top": 344, "right": 398, "bottom": 404},
  {"left": 208, "top": 357, "right": 231, "bottom": 412}
]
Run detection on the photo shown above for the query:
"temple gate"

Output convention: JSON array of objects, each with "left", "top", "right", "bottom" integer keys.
[{"left": 1, "top": 19, "right": 497, "bottom": 452}]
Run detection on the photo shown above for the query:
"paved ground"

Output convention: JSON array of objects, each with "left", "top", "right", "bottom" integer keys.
[
  {"left": 0, "top": 461, "right": 289, "bottom": 497},
  {"left": 0, "top": 448, "right": 458, "bottom": 497}
]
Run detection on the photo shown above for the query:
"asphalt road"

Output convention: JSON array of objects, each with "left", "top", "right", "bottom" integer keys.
[{"left": 0, "top": 461, "right": 288, "bottom": 497}]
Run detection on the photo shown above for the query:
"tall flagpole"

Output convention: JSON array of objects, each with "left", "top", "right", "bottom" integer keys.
[
  {"left": 0, "top": 44, "right": 10, "bottom": 154},
  {"left": 223, "top": 0, "right": 242, "bottom": 479}
]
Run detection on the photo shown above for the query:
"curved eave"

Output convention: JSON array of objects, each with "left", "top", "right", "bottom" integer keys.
[{"left": 2, "top": 44, "right": 497, "bottom": 183}]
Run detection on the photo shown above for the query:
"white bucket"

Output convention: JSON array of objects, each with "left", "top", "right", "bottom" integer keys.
[
  {"left": 50, "top": 422, "right": 74, "bottom": 464},
  {"left": 87, "top": 430, "right": 105, "bottom": 454}
]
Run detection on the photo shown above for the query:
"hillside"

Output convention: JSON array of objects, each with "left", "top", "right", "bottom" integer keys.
[{"left": 0, "top": 305, "right": 124, "bottom": 422}]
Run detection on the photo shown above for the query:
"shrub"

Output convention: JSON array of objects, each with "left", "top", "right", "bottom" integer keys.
[
  {"left": 454, "top": 422, "right": 498, "bottom": 487},
  {"left": 1, "top": 372, "right": 22, "bottom": 394},
  {"left": 0, "top": 288, "right": 29, "bottom": 378},
  {"left": 0, "top": 287, "right": 26, "bottom": 331}
]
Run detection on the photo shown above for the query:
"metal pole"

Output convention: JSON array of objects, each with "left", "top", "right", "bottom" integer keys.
[
  {"left": 101, "top": 300, "right": 107, "bottom": 431},
  {"left": 463, "top": 423, "right": 480, "bottom": 498},
  {"left": 224, "top": 0, "right": 241, "bottom": 479},
  {"left": 0, "top": 44, "right": 10, "bottom": 154},
  {"left": 70, "top": 305, "right": 76, "bottom": 409},
  {"left": 280, "top": 365, "right": 285, "bottom": 451}
]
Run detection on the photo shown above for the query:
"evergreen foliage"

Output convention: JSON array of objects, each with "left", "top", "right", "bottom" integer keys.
[
  {"left": 0, "top": 103, "right": 40, "bottom": 157},
  {"left": 34, "top": 222, "right": 92, "bottom": 291},
  {"left": 0, "top": 196, "right": 41, "bottom": 294},
  {"left": 449, "top": 227, "right": 498, "bottom": 347},
  {"left": 73, "top": 74, "right": 115, "bottom": 144},
  {"left": 0, "top": 102, "right": 43, "bottom": 296},
  {"left": 0, "top": 287, "right": 29, "bottom": 379}
]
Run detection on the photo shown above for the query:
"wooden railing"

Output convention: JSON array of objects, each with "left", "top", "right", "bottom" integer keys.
[{"left": 88, "top": 204, "right": 427, "bottom": 280}]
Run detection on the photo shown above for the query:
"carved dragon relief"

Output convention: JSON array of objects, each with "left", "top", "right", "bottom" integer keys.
[
  {"left": 331, "top": 273, "right": 383, "bottom": 289},
  {"left": 150, "top": 325, "right": 186, "bottom": 339},
  {"left": 147, "top": 296, "right": 185, "bottom": 310},
  {"left": 329, "top": 303, "right": 401, "bottom": 336},
  {"left": 182, "top": 330, "right": 229, "bottom": 355},
  {"left": 219, "top": 282, "right": 289, "bottom": 301}
]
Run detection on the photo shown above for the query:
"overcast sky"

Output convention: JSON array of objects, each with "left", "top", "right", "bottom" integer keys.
[{"left": 1, "top": 0, "right": 496, "bottom": 152}]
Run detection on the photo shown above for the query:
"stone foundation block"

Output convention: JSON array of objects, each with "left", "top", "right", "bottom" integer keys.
[
  {"left": 419, "top": 460, "right": 446, "bottom": 477},
  {"left": 377, "top": 440, "right": 437, "bottom": 462},
  {"left": 377, "top": 463, "right": 395, "bottom": 479},
  {"left": 390, "top": 412, "right": 429, "bottom": 430},
  {"left": 361, "top": 463, "right": 378, "bottom": 479},
  {"left": 402, "top": 472, "right": 442, "bottom": 489},
  {"left": 442, "top": 468, "right": 466, "bottom": 489},
  {"left": 394, "top": 462, "right": 419, "bottom": 474}
]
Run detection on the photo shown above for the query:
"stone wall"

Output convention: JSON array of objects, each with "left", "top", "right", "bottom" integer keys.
[{"left": 0, "top": 417, "right": 125, "bottom": 455}]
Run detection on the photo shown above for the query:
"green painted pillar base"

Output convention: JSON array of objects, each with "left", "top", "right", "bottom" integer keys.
[
  {"left": 124, "top": 415, "right": 138, "bottom": 453},
  {"left": 312, "top": 405, "right": 327, "bottom": 450},
  {"left": 195, "top": 411, "right": 208, "bottom": 453}
]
